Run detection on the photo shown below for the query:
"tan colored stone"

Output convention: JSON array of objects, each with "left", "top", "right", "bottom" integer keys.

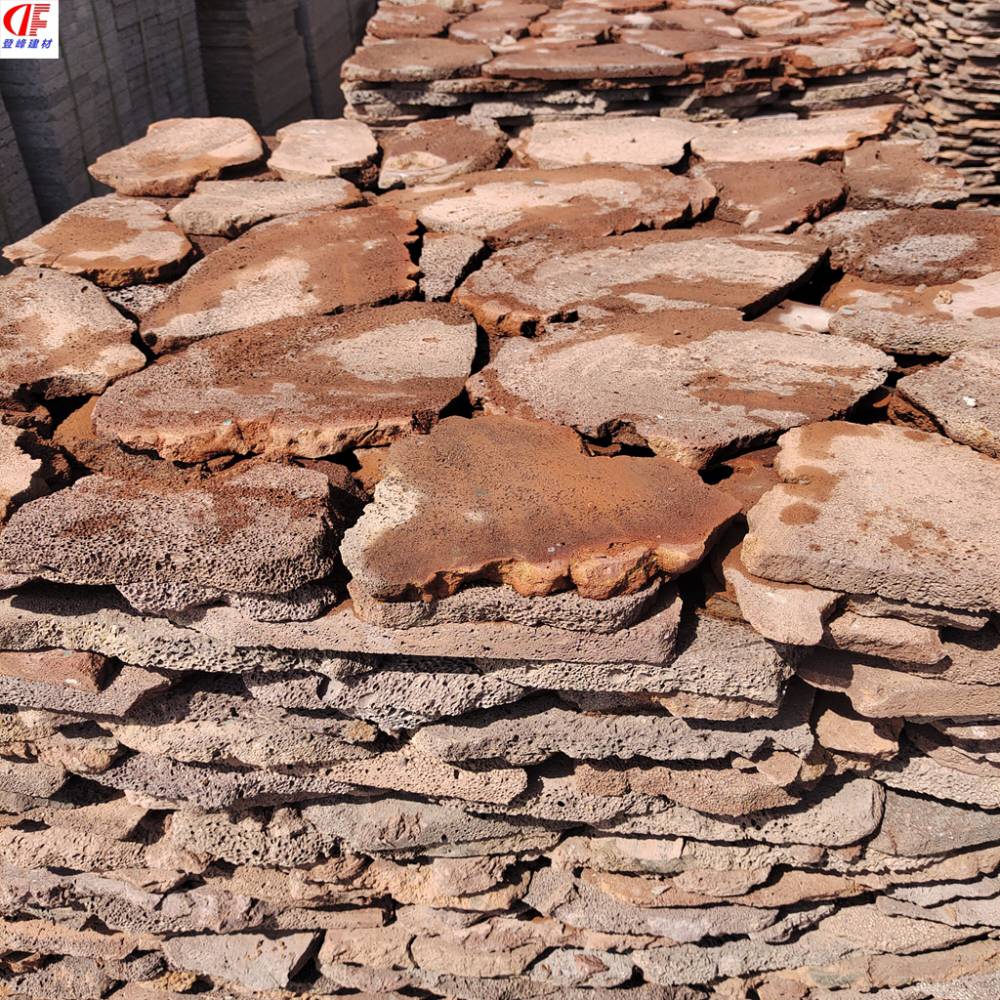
[
  {"left": 268, "top": 119, "right": 378, "bottom": 180},
  {"left": 379, "top": 117, "right": 506, "bottom": 188},
  {"left": 844, "top": 139, "right": 966, "bottom": 209}
]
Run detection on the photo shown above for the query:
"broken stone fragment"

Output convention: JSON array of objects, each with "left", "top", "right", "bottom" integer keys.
[
  {"left": 139, "top": 206, "right": 418, "bottom": 353},
  {"left": 693, "top": 160, "right": 846, "bottom": 233},
  {"left": 510, "top": 117, "right": 700, "bottom": 169},
  {"left": 454, "top": 230, "right": 825, "bottom": 335},
  {"left": 0, "top": 649, "right": 108, "bottom": 692},
  {"left": 168, "top": 178, "right": 364, "bottom": 237},
  {"left": 88, "top": 117, "right": 263, "bottom": 196},
  {"left": 0, "top": 462, "right": 340, "bottom": 601},
  {"left": 844, "top": 139, "right": 966, "bottom": 209},
  {"left": 268, "top": 119, "right": 379, "bottom": 181},
  {"left": 824, "top": 272, "right": 1000, "bottom": 356},
  {"left": 743, "top": 422, "right": 1000, "bottom": 612},
  {"left": 813, "top": 208, "right": 1000, "bottom": 285},
  {"left": 419, "top": 232, "right": 484, "bottom": 300},
  {"left": 690, "top": 105, "right": 899, "bottom": 162},
  {"left": 94, "top": 302, "right": 477, "bottom": 462},
  {"left": 386, "top": 164, "right": 715, "bottom": 244},
  {"left": 0, "top": 425, "right": 45, "bottom": 525},
  {"left": 897, "top": 349, "right": 1000, "bottom": 458},
  {"left": 379, "top": 116, "right": 507, "bottom": 188},
  {"left": 814, "top": 696, "right": 900, "bottom": 759},
  {"left": 469, "top": 314, "right": 890, "bottom": 468},
  {"left": 3, "top": 196, "right": 195, "bottom": 288},
  {"left": 341, "top": 414, "right": 739, "bottom": 601}
]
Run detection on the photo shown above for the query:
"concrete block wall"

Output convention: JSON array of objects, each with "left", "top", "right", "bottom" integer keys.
[{"left": 0, "top": 91, "right": 40, "bottom": 246}]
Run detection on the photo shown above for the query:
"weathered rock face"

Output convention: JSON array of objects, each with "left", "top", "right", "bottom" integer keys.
[
  {"left": 385, "top": 164, "right": 716, "bottom": 243},
  {"left": 139, "top": 206, "right": 419, "bottom": 353},
  {"left": 93, "top": 303, "right": 478, "bottom": 462},
  {"left": 88, "top": 117, "right": 264, "bottom": 196},
  {"left": 0, "top": 268, "right": 144, "bottom": 407},
  {"left": 379, "top": 117, "right": 507, "bottom": 188},
  {"left": 3, "top": 196, "right": 195, "bottom": 288},
  {"left": 342, "top": 414, "right": 739, "bottom": 600},
  {"left": 843, "top": 139, "right": 966, "bottom": 209},
  {"left": 267, "top": 119, "right": 379, "bottom": 181}
]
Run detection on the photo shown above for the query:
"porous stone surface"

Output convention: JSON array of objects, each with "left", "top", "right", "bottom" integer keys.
[
  {"left": 419, "top": 232, "right": 484, "bottom": 300},
  {"left": 168, "top": 178, "right": 364, "bottom": 237},
  {"left": 379, "top": 117, "right": 507, "bottom": 188},
  {"left": 844, "top": 139, "right": 966, "bottom": 209},
  {"left": 3, "top": 196, "right": 195, "bottom": 288},
  {"left": 267, "top": 119, "right": 379, "bottom": 181},
  {"left": 343, "top": 415, "right": 739, "bottom": 600},
  {"left": 0, "top": 267, "right": 144, "bottom": 404},
  {"left": 0, "top": 426, "right": 44, "bottom": 525},
  {"left": 93, "top": 303, "right": 477, "bottom": 462},
  {"left": 88, "top": 117, "right": 264, "bottom": 196}
]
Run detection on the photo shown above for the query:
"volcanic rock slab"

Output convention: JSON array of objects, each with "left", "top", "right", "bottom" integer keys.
[
  {"left": 454, "top": 230, "right": 825, "bottom": 335},
  {"left": 0, "top": 463, "right": 340, "bottom": 603},
  {"left": 694, "top": 160, "right": 846, "bottom": 232},
  {"left": 0, "top": 427, "right": 43, "bottom": 525},
  {"left": 825, "top": 273, "right": 1000, "bottom": 356},
  {"left": 378, "top": 117, "right": 507, "bottom": 188},
  {"left": 88, "top": 117, "right": 264, "bottom": 197},
  {"left": 385, "top": 164, "right": 716, "bottom": 243},
  {"left": 0, "top": 267, "right": 144, "bottom": 404},
  {"left": 341, "top": 37, "right": 494, "bottom": 81},
  {"left": 897, "top": 349, "right": 1000, "bottom": 458},
  {"left": 690, "top": 106, "right": 899, "bottom": 163},
  {"left": 139, "top": 206, "right": 418, "bottom": 353},
  {"left": 168, "top": 178, "right": 364, "bottom": 237},
  {"left": 267, "top": 119, "right": 379, "bottom": 181},
  {"left": 341, "top": 414, "right": 740, "bottom": 601},
  {"left": 93, "top": 303, "right": 478, "bottom": 462},
  {"left": 2, "top": 196, "right": 195, "bottom": 289},
  {"left": 812, "top": 208, "right": 1000, "bottom": 285},
  {"left": 510, "top": 118, "right": 701, "bottom": 169},
  {"left": 469, "top": 315, "right": 892, "bottom": 468},
  {"left": 844, "top": 140, "right": 966, "bottom": 209},
  {"left": 418, "top": 232, "right": 484, "bottom": 300},
  {"left": 743, "top": 421, "right": 1000, "bottom": 612}
]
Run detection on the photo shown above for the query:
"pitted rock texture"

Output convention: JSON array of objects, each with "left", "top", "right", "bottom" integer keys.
[
  {"left": 0, "top": 426, "right": 44, "bottom": 525},
  {"left": 470, "top": 314, "right": 891, "bottom": 467},
  {"left": 93, "top": 303, "right": 478, "bottom": 462},
  {"left": 343, "top": 414, "right": 739, "bottom": 600},
  {"left": 385, "top": 164, "right": 716, "bottom": 243},
  {"left": 454, "top": 230, "right": 824, "bottom": 335},
  {"left": 3, "top": 196, "right": 195, "bottom": 289},
  {"left": 139, "top": 206, "right": 418, "bottom": 353},
  {"left": 88, "top": 117, "right": 264, "bottom": 196},
  {"left": 0, "top": 267, "right": 144, "bottom": 404},
  {"left": 743, "top": 421, "right": 1000, "bottom": 612},
  {"left": 843, "top": 139, "right": 966, "bottom": 209},
  {"left": 378, "top": 117, "right": 507, "bottom": 188},
  {"left": 168, "top": 178, "right": 364, "bottom": 237},
  {"left": 267, "top": 119, "right": 379, "bottom": 181}
]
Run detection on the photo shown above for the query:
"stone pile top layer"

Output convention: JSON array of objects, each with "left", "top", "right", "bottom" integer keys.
[{"left": 3, "top": 79, "right": 1000, "bottom": 1000}]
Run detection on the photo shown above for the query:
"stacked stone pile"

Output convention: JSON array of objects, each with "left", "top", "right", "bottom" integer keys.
[
  {"left": 341, "top": 0, "right": 917, "bottom": 126},
  {"left": 867, "top": 0, "right": 1000, "bottom": 204},
  {"left": 2, "top": 102, "right": 1000, "bottom": 1000}
]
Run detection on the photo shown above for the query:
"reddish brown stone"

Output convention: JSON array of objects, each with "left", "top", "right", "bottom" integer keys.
[
  {"left": 484, "top": 42, "right": 686, "bottom": 79},
  {"left": 342, "top": 38, "right": 493, "bottom": 82},
  {"left": 0, "top": 650, "right": 109, "bottom": 693}
]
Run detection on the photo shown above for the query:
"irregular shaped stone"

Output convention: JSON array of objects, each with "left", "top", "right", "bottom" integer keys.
[
  {"left": 743, "top": 422, "right": 1000, "bottom": 612},
  {"left": 419, "top": 232, "right": 484, "bottom": 300},
  {"left": 822, "top": 610, "right": 946, "bottom": 665},
  {"left": 814, "top": 698, "right": 900, "bottom": 758},
  {"left": 368, "top": 2, "right": 458, "bottom": 38},
  {"left": 168, "top": 178, "right": 363, "bottom": 237},
  {"left": 342, "top": 38, "right": 493, "bottom": 81},
  {"left": 0, "top": 649, "right": 107, "bottom": 692},
  {"left": 268, "top": 119, "right": 378, "bottom": 181},
  {"left": 139, "top": 206, "right": 418, "bottom": 353},
  {"left": 695, "top": 160, "right": 845, "bottom": 233},
  {"left": 386, "top": 165, "right": 715, "bottom": 244},
  {"left": 455, "top": 230, "right": 825, "bottom": 335},
  {"left": 897, "top": 349, "right": 1000, "bottom": 458},
  {"left": 691, "top": 106, "right": 899, "bottom": 162},
  {"left": 341, "top": 414, "right": 739, "bottom": 601},
  {"left": 510, "top": 117, "right": 700, "bottom": 169},
  {"left": 379, "top": 117, "right": 507, "bottom": 188},
  {"left": 844, "top": 140, "right": 966, "bottom": 209},
  {"left": 469, "top": 316, "right": 890, "bottom": 467},
  {"left": 0, "top": 425, "right": 44, "bottom": 525},
  {"left": 0, "top": 663, "right": 168, "bottom": 716},
  {"left": 813, "top": 208, "right": 1000, "bottom": 286},
  {"left": 0, "top": 463, "right": 339, "bottom": 599},
  {"left": 162, "top": 932, "right": 317, "bottom": 990},
  {"left": 95, "top": 302, "right": 476, "bottom": 462},
  {"left": 844, "top": 593, "right": 988, "bottom": 631},
  {"left": 484, "top": 42, "right": 686, "bottom": 79},
  {"left": 89, "top": 117, "right": 263, "bottom": 197},
  {"left": 3, "top": 196, "right": 194, "bottom": 288},
  {"left": 825, "top": 272, "right": 1000, "bottom": 356}
]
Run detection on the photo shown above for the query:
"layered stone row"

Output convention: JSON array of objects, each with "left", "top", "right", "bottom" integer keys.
[
  {"left": 868, "top": 0, "right": 1000, "bottom": 204},
  {"left": 340, "top": 0, "right": 916, "bottom": 126},
  {"left": 0, "top": 99, "right": 999, "bottom": 1000}
]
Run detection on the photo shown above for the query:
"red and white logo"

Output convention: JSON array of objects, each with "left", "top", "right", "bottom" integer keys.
[{"left": 0, "top": 1, "right": 58, "bottom": 58}]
